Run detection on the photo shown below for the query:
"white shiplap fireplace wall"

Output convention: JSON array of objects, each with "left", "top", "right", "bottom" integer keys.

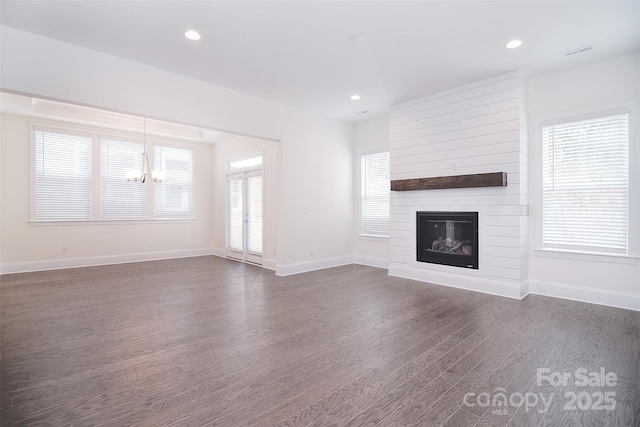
[{"left": 388, "top": 72, "right": 529, "bottom": 299}]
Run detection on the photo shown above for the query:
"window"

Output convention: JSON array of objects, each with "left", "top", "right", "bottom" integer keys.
[
  {"left": 32, "top": 123, "right": 195, "bottom": 222},
  {"left": 154, "top": 145, "right": 193, "bottom": 219},
  {"left": 361, "top": 151, "right": 390, "bottom": 237},
  {"left": 100, "top": 137, "right": 147, "bottom": 219},
  {"left": 542, "top": 112, "right": 629, "bottom": 254},
  {"left": 34, "top": 129, "right": 92, "bottom": 220}
]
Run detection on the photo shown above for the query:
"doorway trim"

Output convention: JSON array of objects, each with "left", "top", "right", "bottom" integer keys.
[{"left": 226, "top": 153, "right": 263, "bottom": 265}]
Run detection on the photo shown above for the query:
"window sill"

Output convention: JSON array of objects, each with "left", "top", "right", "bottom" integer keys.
[
  {"left": 358, "top": 234, "right": 390, "bottom": 241},
  {"left": 534, "top": 248, "right": 639, "bottom": 265},
  {"left": 29, "top": 218, "right": 197, "bottom": 227}
]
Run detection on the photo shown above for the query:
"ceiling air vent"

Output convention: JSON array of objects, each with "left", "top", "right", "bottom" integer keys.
[{"left": 564, "top": 44, "right": 594, "bottom": 56}]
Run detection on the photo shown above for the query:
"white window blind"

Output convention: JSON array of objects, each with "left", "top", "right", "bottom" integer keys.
[
  {"left": 229, "top": 178, "right": 243, "bottom": 252},
  {"left": 34, "top": 129, "right": 92, "bottom": 220},
  {"left": 154, "top": 145, "right": 194, "bottom": 219},
  {"left": 542, "top": 113, "right": 628, "bottom": 254},
  {"left": 361, "top": 151, "right": 390, "bottom": 237},
  {"left": 100, "top": 138, "right": 147, "bottom": 219},
  {"left": 246, "top": 175, "right": 263, "bottom": 254}
]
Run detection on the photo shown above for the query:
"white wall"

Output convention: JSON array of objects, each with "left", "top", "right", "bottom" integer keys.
[
  {"left": 0, "top": 26, "right": 355, "bottom": 273},
  {"left": 211, "top": 135, "right": 281, "bottom": 270},
  {"left": 0, "top": 113, "right": 215, "bottom": 272},
  {"left": 528, "top": 53, "right": 640, "bottom": 311},
  {"left": 353, "top": 114, "right": 390, "bottom": 268},
  {"left": 277, "top": 117, "right": 353, "bottom": 274},
  {"left": 388, "top": 72, "right": 529, "bottom": 299}
]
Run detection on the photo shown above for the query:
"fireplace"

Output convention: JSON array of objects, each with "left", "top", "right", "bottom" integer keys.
[{"left": 417, "top": 211, "right": 478, "bottom": 269}]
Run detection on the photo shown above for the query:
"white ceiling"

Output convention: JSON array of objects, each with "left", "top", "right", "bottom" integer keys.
[{"left": 1, "top": 1, "right": 639, "bottom": 123}]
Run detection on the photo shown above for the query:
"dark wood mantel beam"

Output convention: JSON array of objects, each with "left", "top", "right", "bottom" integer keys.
[{"left": 391, "top": 172, "right": 507, "bottom": 191}]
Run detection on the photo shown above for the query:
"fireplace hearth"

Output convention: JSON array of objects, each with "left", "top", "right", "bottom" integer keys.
[{"left": 417, "top": 211, "right": 478, "bottom": 269}]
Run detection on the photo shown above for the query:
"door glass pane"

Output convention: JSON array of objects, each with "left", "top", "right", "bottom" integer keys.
[
  {"left": 246, "top": 175, "right": 263, "bottom": 254},
  {"left": 229, "top": 179, "right": 243, "bottom": 252}
]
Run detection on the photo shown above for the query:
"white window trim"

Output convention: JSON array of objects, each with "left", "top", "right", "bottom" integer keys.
[
  {"left": 29, "top": 121, "right": 197, "bottom": 224},
  {"left": 227, "top": 152, "right": 263, "bottom": 173},
  {"left": 534, "top": 103, "right": 639, "bottom": 262},
  {"left": 28, "top": 218, "right": 197, "bottom": 226},
  {"left": 358, "top": 234, "right": 390, "bottom": 242},
  {"left": 533, "top": 248, "right": 638, "bottom": 265},
  {"left": 359, "top": 148, "right": 390, "bottom": 238}
]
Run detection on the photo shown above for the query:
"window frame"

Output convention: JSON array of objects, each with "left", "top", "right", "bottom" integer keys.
[
  {"left": 30, "top": 123, "right": 97, "bottom": 222},
  {"left": 359, "top": 149, "right": 390, "bottom": 239},
  {"left": 99, "top": 133, "right": 149, "bottom": 220},
  {"left": 29, "top": 121, "right": 197, "bottom": 225},
  {"left": 227, "top": 153, "right": 263, "bottom": 173},
  {"left": 535, "top": 104, "right": 639, "bottom": 261}
]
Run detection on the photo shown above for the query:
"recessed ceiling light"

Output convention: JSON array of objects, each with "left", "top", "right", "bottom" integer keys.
[
  {"left": 350, "top": 94, "right": 361, "bottom": 100},
  {"left": 184, "top": 30, "right": 201, "bottom": 41},
  {"left": 505, "top": 39, "right": 522, "bottom": 49},
  {"left": 349, "top": 35, "right": 363, "bottom": 44}
]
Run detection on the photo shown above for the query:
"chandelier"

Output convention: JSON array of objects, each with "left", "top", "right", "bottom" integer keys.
[{"left": 126, "top": 118, "right": 163, "bottom": 183}]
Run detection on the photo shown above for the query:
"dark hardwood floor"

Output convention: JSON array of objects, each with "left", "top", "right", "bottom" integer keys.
[{"left": 1, "top": 256, "right": 638, "bottom": 426}]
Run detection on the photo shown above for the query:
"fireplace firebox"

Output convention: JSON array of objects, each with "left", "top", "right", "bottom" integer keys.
[{"left": 417, "top": 211, "right": 478, "bottom": 269}]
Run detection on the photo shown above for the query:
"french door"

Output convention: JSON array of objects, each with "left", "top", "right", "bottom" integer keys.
[{"left": 227, "top": 171, "right": 263, "bottom": 265}]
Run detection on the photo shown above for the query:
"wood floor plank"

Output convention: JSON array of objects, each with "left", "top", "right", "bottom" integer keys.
[
  {"left": 307, "top": 402, "right": 361, "bottom": 427},
  {"left": 376, "top": 370, "right": 461, "bottom": 427},
  {"left": 503, "top": 300, "right": 613, "bottom": 426},
  {"left": 343, "top": 298, "right": 510, "bottom": 412},
  {"left": 243, "top": 291, "right": 491, "bottom": 427},
  {"left": 1, "top": 256, "right": 637, "bottom": 426},
  {"left": 441, "top": 407, "right": 481, "bottom": 427}
]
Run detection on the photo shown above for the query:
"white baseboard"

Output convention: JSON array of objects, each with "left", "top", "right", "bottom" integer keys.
[
  {"left": 210, "top": 247, "right": 276, "bottom": 271},
  {"left": 211, "top": 247, "right": 226, "bottom": 258},
  {"left": 388, "top": 263, "right": 524, "bottom": 300},
  {"left": 9, "top": 251, "right": 634, "bottom": 312},
  {"left": 276, "top": 255, "right": 354, "bottom": 276},
  {"left": 262, "top": 258, "right": 277, "bottom": 271},
  {"left": 353, "top": 255, "right": 389, "bottom": 270},
  {"left": 530, "top": 279, "right": 640, "bottom": 312},
  {"left": 1, "top": 247, "right": 216, "bottom": 275},
  {"left": 519, "top": 279, "right": 530, "bottom": 299}
]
